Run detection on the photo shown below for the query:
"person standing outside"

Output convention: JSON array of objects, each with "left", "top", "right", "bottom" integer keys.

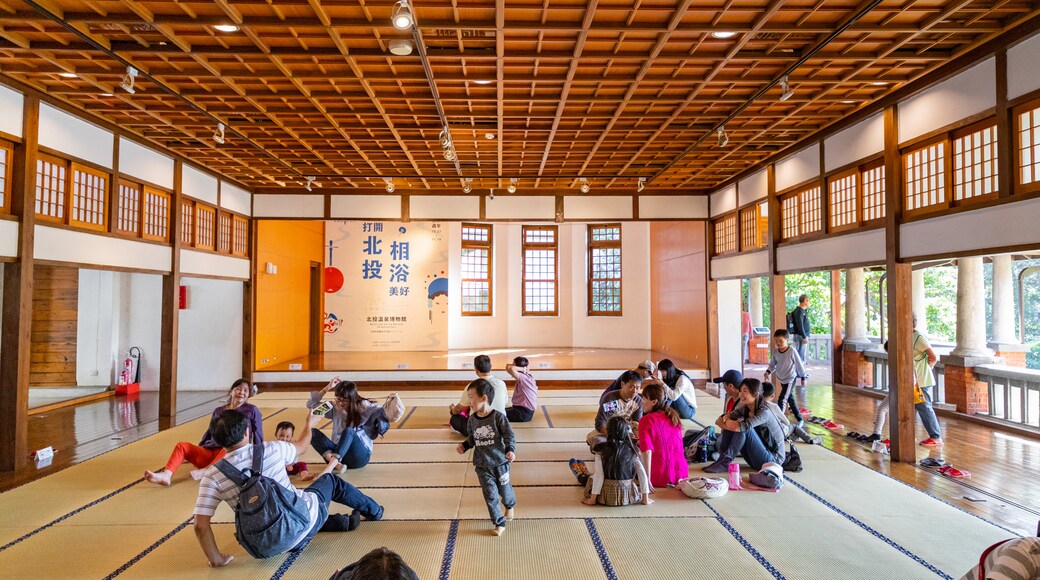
[
  {"left": 741, "top": 307, "right": 753, "bottom": 364},
  {"left": 791, "top": 294, "right": 812, "bottom": 387}
]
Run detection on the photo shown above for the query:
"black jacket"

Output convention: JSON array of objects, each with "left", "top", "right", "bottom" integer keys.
[{"left": 792, "top": 306, "right": 811, "bottom": 338}]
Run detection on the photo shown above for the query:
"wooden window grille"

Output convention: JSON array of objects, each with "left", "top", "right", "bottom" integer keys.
[
  {"left": 828, "top": 171, "right": 858, "bottom": 232},
  {"left": 180, "top": 199, "right": 195, "bottom": 245},
  {"left": 739, "top": 205, "right": 760, "bottom": 251},
  {"left": 0, "top": 140, "right": 11, "bottom": 213},
  {"left": 69, "top": 163, "right": 107, "bottom": 231},
  {"left": 142, "top": 188, "right": 170, "bottom": 242},
  {"left": 461, "top": 223, "right": 493, "bottom": 316},
  {"left": 712, "top": 214, "right": 737, "bottom": 255},
  {"left": 522, "top": 225, "right": 558, "bottom": 316},
  {"left": 861, "top": 162, "right": 886, "bottom": 222},
  {"left": 232, "top": 215, "right": 249, "bottom": 256},
  {"left": 1015, "top": 100, "right": 1040, "bottom": 195},
  {"left": 799, "top": 186, "right": 822, "bottom": 235},
  {"left": 195, "top": 204, "right": 216, "bottom": 250},
  {"left": 904, "top": 140, "right": 947, "bottom": 215},
  {"left": 588, "top": 224, "right": 622, "bottom": 316},
  {"left": 953, "top": 123, "right": 998, "bottom": 202},
  {"left": 116, "top": 180, "right": 141, "bottom": 235},
  {"left": 35, "top": 154, "right": 67, "bottom": 222},
  {"left": 780, "top": 194, "right": 799, "bottom": 240},
  {"left": 217, "top": 211, "right": 233, "bottom": 253}
]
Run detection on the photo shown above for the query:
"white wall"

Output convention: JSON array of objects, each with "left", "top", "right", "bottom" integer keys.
[
  {"left": 331, "top": 195, "right": 400, "bottom": 219},
  {"left": 638, "top": 196, "right": 708, "bottom": 219},
  {"left": 486, "top": 196, "right": 555, "bottom": 220},
  {"left": 220, "top": 181, "right": 252, "bottom": 216},
  {"left": 39, "top": 103, "right": 113, "bottom": 168},
  {"left": 711, "top": 251, "right": 768, "bottom": 280},
  {"left": 1009, "top": 30, "right": 1040, "bottom": 100},
  {"left": 710, "top": 185, "right": 737, "bottom": 217},
  {"left": 900, "top": 196, "right": 1040, "bottom": 259},
  {"left": 824, "top": 113, "right": 884, "bottom": 172},
  {"left": 180, "top": 249, "right": 250, "bottom": 280},
  {"left": 76, "top": 269, "right": 116, "bottom": 387},
  {"left": 182, "top": 165, "right": 219, "bottom": 205},
  {"left": 738, "top": 170, "right": 768, "bottom": 205},
  {"left": 411, "top": 196, "right": 479, "bottom": 220},
  {"left": 117, "top": 273, "right": 162, "bottom": 391},
  {"left": 0, "top": 84, "right": 23, "bottom": 137},
  {"left": 564, "top": 196, "right": 632, "bottom": 220},
  {"left": 777, "top": 228, "right": 885, "bottom": 272},
  {"left": 775, "top": 143, "right": 820, "bottom": 191},
  {"left": 0, "top": 219, "right": 18, "bottom": 258},
  {"left": 119, "top": 137, "right": 173, "bottom": 189},
  {"left": 177, "top": 277, "right": 244, "bottom": 390},
  {"left": 899, "top": 58, "right": 996, "bottom": 143},
  {"left": 716, "top": 278, "right": 743, "bottom": 375},
  {"left": 254, "top": 194, "right": 325, "bottom": 218},
  {"left": 35, "top": 226, "right": 172, "bottom": 272},
  {"left": 446, "top": 221, "right": 509, "bottom": 348}
]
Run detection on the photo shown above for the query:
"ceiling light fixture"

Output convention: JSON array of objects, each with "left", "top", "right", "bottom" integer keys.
[
  {"left": 305, "top": 176, "right": 316, "bottom": 192},
  {"left": 439, "top": 130, "right": 451, "bottom": 149},
  {"left": 439, "top": 129, "right": 457, "bottom": 161},
  {"left": 712, "top": 31, "right": 737, "bottom": 39},
  {"left": 717, "top": 126, "right": 730, "bottom": 148},
  {"left": 100, "top": 93, "right": 113, "bottom": 97},
  {"left": 779, "top": 75, "right": 794, "bottom": 102},
  {"left": 507, "top": 177, "right": 518, "bottom": 194},
  {"left": 485, "top": 132, "right": 496, "bottom": 140},
  {"left": 842, "top": 99, "right": 856, "bottom": 104},
  {"left": 388, "top": 38, "right": 413, "bottom": 56},
  {"left": 637, "top": 176, "right": 646, "bottom": 193},
  {"left": 462, "top": 177, "right": 473, "bottom": 194},
  {"left": 391, "top": 0, "right": 414, "bottom": 30},
  {"left": 474, "top": 79, "right": 493, "bottom": 85},
  {"left": 384, "top": 177, "right": 396, "bottom": 193},
  {"left": 489, "top": 189, "right": 495, "bottom": 200},
  {"left": 213, "top": 24, "right": 240, "bottom": 33},
  {"left": 579, "top": 177, "right": 591, "bottom": 194},
  {"left": 871, "top": 81, "right": 888, "bottom": 86},
  {"left": 59, "top": 72, "right": 78, "bottom": 79},
  {"left": 213, "top": 122, "right": 226, "bottom": 145},
  {"left": 120, "top": 66, "right": 138, "bottom": 94}
]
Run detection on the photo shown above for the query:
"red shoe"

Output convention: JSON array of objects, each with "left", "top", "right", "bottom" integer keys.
[
  {"left": 799, "top": 408, "right": 812, "bottom": 416},
  {"left": 939, "top": 465, "right": 970, "bottom": 478},
  {"left": 822, "top": 420, "right": 844, "bottom": 430},
  {"left": 919, "top": 438, "right": 943, "bottom": 447}
]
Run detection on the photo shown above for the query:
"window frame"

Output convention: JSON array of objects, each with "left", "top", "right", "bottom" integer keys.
[
  {"left": 460, "top": 222, "right": 493, "bottom": 317},
  {"left": 0, "top": 139, "right": 12, "bottom": 214},
  {"left": 711, "top": 213, "right": 738, "bottom": 256},
  {"left": 232, "top": 215, "right": 250, "bottom": 257},
  {"left": 951, "top": 119, "right": 1000, "bottom": 205},
  {"left": 68, "top": 162, "right": 109, "bottom": 232},
  {"left": 140, "top": 186, "right": 171, "bottom": 242},
  {"left": 195, "top": 203, "right": 216, "bottom": 250},
  {"left": 216, "top": 210, "right": 233, "bottom": 254},
  {"left": 521, "top": 225, "right": 559, "bottom": 317},
  {"left": 180, "top": 198, "right": 196, "bottom": 246},
  {"left": 1013, "top": 96, "right": 1040, "bottom": 196},
  {"left": 587, "top": 223, "right": 622, "bottom": 317},
  {"left": 739, "top": 204, "right": 762, "bottom": 252},
  {"left": 34, "top": 152, "right": 69, "bottom": 224}
]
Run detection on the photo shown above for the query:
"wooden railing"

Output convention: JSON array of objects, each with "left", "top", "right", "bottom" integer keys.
[{"left": 862, "top": 349, "right": 948, "bottom": 404}]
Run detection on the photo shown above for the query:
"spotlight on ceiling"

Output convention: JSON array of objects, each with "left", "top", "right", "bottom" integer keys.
[
  {"left": 120, "top": 66, "right": 138, "bottom": 94},
  {"left": 507, "top": 177, "right": 518, "bottom": 194},
  {"left": 391, "top": 0, "right": 414, "bottom": 30},
  {"left": 305, "top": 176, "right": 316, "bottom": 192},
  {"left": 717, "top": 126, "right": 730, "bottom": 148},
  {"left": 637, "top": 176, "right": 646, "bottom": 193},
  {"left": 59, "top": 72, "right": 78, "bottom": 79},
  {"left": 579, "top": 177, "right": 590, "bottom": 194},
  {"left": 871, "top": 81, "right": 888, "bottom": 86},
  {"left": 443, "top": 147, "right": 456, "bottom": 161},
  {"left": 712, "top": 31, "right": 737, "bottom": 39},
  {"left": 489, "top": 188, "right": 495, "bottom": 200},
  {"left": 462, "top": 178, "right": 473, "bottom": 194},
  {"left": 388, "top": 38, "right": 413, "bottom": 56},
  {"left": 213, "top": 122, "right": 226, "bottom": 145},
  {"left": 779, "top": 75, "right": 794, "bottom": 102},
  {"left": 485, "top": 132, "right": 496, "bottom": 140},
  {"left": 842, "top": 99, "right": 856, "bottom": 104},
  {"left": 213, "top": 24, "right": 240, "bottom": 32},
  {"left": 100, "top": 93, "right": 114, "bottom": 97},
  {"left": 384, "top": 177, "right": 396, "bottom": 193},
  {"left": 474, "top": 79, "right": 494, "bottom": 85},
  {"left": 439, "top": 130, "right": 451, "bottom": 149}
]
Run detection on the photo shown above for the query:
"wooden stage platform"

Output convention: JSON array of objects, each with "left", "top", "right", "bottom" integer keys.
[{"left": 253, "top": 348, "right": 709, "bottom": 387}]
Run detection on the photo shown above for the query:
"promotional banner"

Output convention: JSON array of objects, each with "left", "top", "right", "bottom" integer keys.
[{"left": 324, "top": 220, "right": 448, "bottom": 351}]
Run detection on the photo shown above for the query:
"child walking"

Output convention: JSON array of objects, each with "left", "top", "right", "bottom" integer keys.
[
  {"left": 456, "top": 379, "right": 517, "bottom": 536},
  {"left": 571, "top": 416, "right": 651, "bottom": 506},
  {"left": 764, "top": 329, "right": 808, "bottom": 425}
]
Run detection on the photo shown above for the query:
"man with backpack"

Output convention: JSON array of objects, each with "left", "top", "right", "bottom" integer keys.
[
  {"left": 192, "top": 409, "right": 384, "bottom": 567},
  {"left": 789, "top": 294, "right": 812, "bottom": 388}
]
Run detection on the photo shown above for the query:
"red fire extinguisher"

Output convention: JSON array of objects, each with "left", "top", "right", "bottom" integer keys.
[{"left": 119, "top": 353, "right": 133, "bottom": 386}]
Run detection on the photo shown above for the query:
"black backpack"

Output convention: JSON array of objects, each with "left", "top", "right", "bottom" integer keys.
[
  {"left": 214, "top": 444, "right": 312, "bottom": 559},
  {"left": 786, "top": 311, "right": 797, "bottom": 335},
  {"left": 782, "top": 442, "right": 803, "bottom": 472}
]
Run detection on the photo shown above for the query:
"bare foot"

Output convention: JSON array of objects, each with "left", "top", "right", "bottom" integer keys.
[
  {"left": 299, "top": 471, "right": 316, "bottom": 482},
  {"left": 190, "top": 468, "right": 207, "bottom": 481},
  {"left": 492, "top": 526, "right": 505, "bottom": 537},
  {"left": 581, "top": 497, "right": 597, "bottom": 506},
  {"left": 144, "top": 469, "right": 172, "bottom": 486}
]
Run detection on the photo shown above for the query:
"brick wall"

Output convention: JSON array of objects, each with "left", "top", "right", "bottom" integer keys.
[
  {"left": 841, "top": 350, "right": 872, "bottom": 388},
  {"left": 944, "top": 364, "right": 990, "bottom": 415},
  {"left": 993, "top": 350, "right": 1027, "bottom": 368}
]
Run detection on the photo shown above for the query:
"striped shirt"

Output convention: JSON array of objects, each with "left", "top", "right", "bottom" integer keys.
[
  {"left": 193, "top": 442, "right": 320, "bottom": 548},
  {"left": 960, "top": 537, "right": 1040, "bottom": 580}
]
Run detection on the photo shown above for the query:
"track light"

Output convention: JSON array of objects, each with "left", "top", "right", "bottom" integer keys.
[
  {"left": 120, "top": 66, "right": 138, "bottom": 94},
  {"left": 507, "top": 177, "right": 518, "bottom": 194},
  {"left": 305, "top": 176, "right": 316, "bottom": 192},
  {"left": 439, "top": 130, "right": 451, "bottom": 149},
  {"left": 391, "top": 0, "right": 414, "bottom": 30},
  {"left": 579, "top": 177, "right": 590, "bottom": 194},
  {"left": 384, "top": 177, "right": 396, "bottom": 193},
  {"left": 213, "top": 122, "right": 226, "bottom": 145},
  {"left": 717, "top": 126, "right": 729, "bottom": 148},
  {"left": 637, "top": 176, "right": 646, "bottom": 193},
  {"left": 489, "top": 189, "right": 495, "bottom": 200},
  {"left": 439, "top": 129, "right": 457, "bottom": 161},
  {"left": 779, "top": 76, "right": 794, "bottom": 102},
  {"left": 462, "top": 178, "right": 472, "bottom": 194},
  {"left": 443, "top": 146, "right": 456, "bottom": 161}
]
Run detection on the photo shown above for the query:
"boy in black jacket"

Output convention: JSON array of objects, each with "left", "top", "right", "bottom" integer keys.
[{"left": 456, "top": 379, "right": 517, "bottom": 536}]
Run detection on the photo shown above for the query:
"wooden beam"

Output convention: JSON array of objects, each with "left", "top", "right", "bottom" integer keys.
[
  {"left": 884, "top": 105, "right": 915, "bottom": 463},
  {"left": 243, "top": 218, "right": 257, "bottom": 382},
  {"left": 995, "top": 49, "right": 1013, "bottom": 198},
  {"left": 766, "top": 164, "right": 786, "bottom": 330},
  {"left": 831, "top": 269, "right": 843, "bottom": 385},
  {"left": 159, "top": 160, "right": 183, "bottom": 419},
  {"left": 0, "top": 96, "right": 39, "bottom": 472},
  {"left": 708, "top": 279, "right": 721, "bottom": 379}
]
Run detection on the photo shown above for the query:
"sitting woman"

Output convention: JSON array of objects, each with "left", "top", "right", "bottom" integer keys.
[
  {"left": 307, "top": 377, "right": 382, "bottom": 471},
  {"left": 144, "top": 379, "right": 262, "bottom": 486},
  {"left": 577, "top": 416, "right": 651, "bottom": 506},
  {"left": 658, "top": 359, "right": 698, "bottom": 420},
  {"left": 639, "top": 383, "right": 689, "bottom": 488},
  {"left": 703, "top": 378, "right": 786, "bottom": 473}
]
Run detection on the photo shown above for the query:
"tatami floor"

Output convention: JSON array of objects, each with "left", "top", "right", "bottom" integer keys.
[{"left": 0, "top": 388, "right": 1020, "bottom": 579}]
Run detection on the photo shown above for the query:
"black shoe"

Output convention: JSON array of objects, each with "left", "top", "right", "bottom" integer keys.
[
  {"left": 348, "top": 509, "right": 362, "bottom": 531},
  {"left": 365, "top": 504, "right": 384, "bottom": 521},
  {"left": 864, "top": 434, "right": 881, "bottom": 444},
  {"left": 703, "top": 456, "right": 733, "bottom": 474},
  {"left": 846, "top": 432, "right": 861, "bottom": 439}
]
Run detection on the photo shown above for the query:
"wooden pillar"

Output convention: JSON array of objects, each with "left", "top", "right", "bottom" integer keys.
[
  {"left": 0, "top": 96, "right": 39, "bottom": 472},
  {"left": 766, "top": 164, "right": 785, "bottom": 331},
  {"left": 884, "top": 105, "right": 916, "bottom": 463},
  {"left": 995, "top": 49, "right": 1013, "bottom": 199},
  {"left": 159, "top": 161, "right": 183, "bottom": 419},
  {"left": 831, "top": 269, "right": 843, "bottom": 384},
  {"left": 708, "top": 279, "right": 721, "bottom": 379},
  {"left": 243, "top": 219, "right": 257, "bottom": 382}
]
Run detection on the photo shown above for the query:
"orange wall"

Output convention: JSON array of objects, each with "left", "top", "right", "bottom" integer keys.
[
  {"left": 255, "top": 220, "right": 325, "bottom": 369},
  {"left": 649, "top": 221, "right": 709, "bottom": 370}
]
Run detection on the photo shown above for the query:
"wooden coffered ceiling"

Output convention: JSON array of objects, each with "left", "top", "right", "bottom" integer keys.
[{"left": 0, "top": 0, "right": 1037, "bottom": 196}]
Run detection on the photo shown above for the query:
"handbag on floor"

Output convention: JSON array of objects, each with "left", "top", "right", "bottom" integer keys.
[
  {"left": 781, "top": 442, "right": 802, "bottom": 472},
  {"left": 383, "top": 393, "right": 405, "bottom": 422}
]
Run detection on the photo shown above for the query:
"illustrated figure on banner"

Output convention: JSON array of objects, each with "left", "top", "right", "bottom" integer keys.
[{"left": 426, "top": 275, "right": 448, "bottom": 324}]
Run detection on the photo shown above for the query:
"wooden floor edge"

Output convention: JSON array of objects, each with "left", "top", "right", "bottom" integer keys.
[{"left": 28, "top": 389, "right": 115, "bottom": 416}]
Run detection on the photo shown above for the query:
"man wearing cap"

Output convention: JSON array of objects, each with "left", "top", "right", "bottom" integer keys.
[
  {"left": 712, "top": 369, "right": 743, "bottom": 414},
  {"left": 600, "top": 360, "right": 662, "bottom": 401}
]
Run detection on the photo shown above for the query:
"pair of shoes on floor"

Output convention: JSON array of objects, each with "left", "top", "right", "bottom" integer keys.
[
  {"left": 821, "top": 420, "right": 844, "bottom": 430},
  {"left": 918, "top": 457, "right": 948, "bottom": 468},
  {"left": 808, "top": 416, "right": 828, "bottom": 424},
  {"left": 919, "top": 438, "right": 943, "bottom": 447},
  {"left": 569, "top": 458, "right": 590, "bottom": 485},
  {"left": 809, "top": 436, "right": 824, "bottom": 446},
  {"left": 323, "top": 510, "right": 362, "bottom": 532},
  {"left": 938, "top": 465, "right": 970, "bottom": 478},
  {"left": 702, "top": 456, "right": 733, "bottom": 474}
]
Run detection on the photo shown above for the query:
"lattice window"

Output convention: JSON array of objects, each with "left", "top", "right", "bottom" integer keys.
[
  {"left": 1019, "top": 101, "right": 1040, "bottom": 194},
  {"left": 828, "top": 171, "right": 858, "bottom": 231},
  {"left": 461, "top": 223, "right": 492, "bottom": 316},
  {"left": 953, "top": 124, "right": 998, "bottom": 202},
  {"left": 712, "top": 214, "right": 737, "bottom": 255},
  {"left": 217, "top": 211, "right": 233, "bottom": 253},
  {"left": 522, "top": 225, "right": 558, "bottom": 316},
  {"left": 180, "top": 199, "right": 195, "bottom": 245},
  {"left": 232, "top": 215, "right": 249, "bottom": 256},
  {"left": 799, "top": 186, "right": 822, "bottom": 235},
  {"left": 0, "top": 141, "right": 11, "bottom": 212},
  {"left": 739, "top": 205, "right": 760, "bottom": 251},
  {"left": 904, "top": 141, "right": 946, "bottom": 214},
  {"left": 861, "top": 163, "right": 886, "bottom": 222},
  {"left": 588, "top": 224, "right": 622, "bottom": 316},
  {"left": 195, "top": 204, "right": 216, "bottom": 250},
  {"left": 116, "top": 180, "right": 141, "bottom": 235},
  {"left": 780, "top": 194, "right": 799, "bottom": 240},
  {"left": 69, "top": 163, "right": 108, "bottom": 231},
  {"left": 142, "top": 188, "right": 170, "bottom": 241},
  {"left": 35, "top": 154, "right": 67, "bottom": 221}
]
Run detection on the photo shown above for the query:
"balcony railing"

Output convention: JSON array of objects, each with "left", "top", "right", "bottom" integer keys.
[
  {"left": 862, "top": 349, "right": 947, "bottom": 404},
  {"left": 973, "top": 365, "right": 1040, "bottom": 428},
  {"left": 805, "top": 334, "right": 833, "bottom": 364}
]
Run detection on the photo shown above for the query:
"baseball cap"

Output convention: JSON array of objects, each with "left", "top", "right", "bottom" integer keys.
[
  {"left": 711, "top": 369, "right": 743, "bottom": 386},
  {"left": 636, "top": 360, "right": 656, "bottom": 373}
]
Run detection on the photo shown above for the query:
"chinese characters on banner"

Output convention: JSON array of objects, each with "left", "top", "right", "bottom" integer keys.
[{"left": 324, "top": 221, "right": 448, "bottom": 351}]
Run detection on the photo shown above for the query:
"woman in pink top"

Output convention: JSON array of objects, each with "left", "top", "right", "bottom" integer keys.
[{"left": 638, "top": 383, "right": 688, "bottom": 488}]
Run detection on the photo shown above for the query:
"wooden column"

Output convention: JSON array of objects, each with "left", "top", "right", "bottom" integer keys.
[
  {"left": 0, "top": 96, "right": 39, "bottom": 471},
  {"left": 831, "top": 269, "right": 843, "bottom": 384},
  {"left": 766, "top": 164, "right": 785, "bottom": 330},
  {"left": 707, "top": 279, "right": 721, "bottom": 379},
  {"left": 159, "top": 161, "right": 183, "bottom": 419},
  {"left": 995, "top": 49, "right": 1013, "bottom": 199},
  {"left": 884, "top": 105, "right": 916, "bottom": 463},
  {"left": 243, "top": 219, "right": 257, "bottom": 382}
]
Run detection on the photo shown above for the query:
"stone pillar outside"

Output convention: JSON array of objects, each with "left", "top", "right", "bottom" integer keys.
[
  {"left": 749, "top": 277, "right": 763, "bottom": 328},
  {"left": 912, "top": 269, "right": 927, "bottom": 333},
  {"left": 988, "top": 254, "right": 1028, "bottom": 367},
  {"left": 841, "top": 267, "right": 873, "bottom": 387},
  {"left": 943, "top": 257, "right": 997, "bottom": 414}
]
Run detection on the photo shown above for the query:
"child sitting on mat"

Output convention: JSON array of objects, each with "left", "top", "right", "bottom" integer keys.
[
  {"left": 762, "top": 382, "right": 822, "bottom": 446},
  {"left": 570, "top": 416, "right": 651, "bottom": 506},
  {"left": 639, "top": 383, "right": 688, "bottom": 488},
  {"left": 275, "top": 421, "right": 317, "bottom": 481},
  {"left": 456, "top": 379, "right": 517, "bottom": 537},
  {"left": 504, "top": 356, "right": 539, "bottom": 422}
]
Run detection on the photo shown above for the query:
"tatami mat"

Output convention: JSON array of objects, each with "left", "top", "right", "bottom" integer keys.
[
  {"left": 448, "top": 519, "right": 606, "bottom": 580},
  {"left": 117, "top": 523, "right": 288, "bottom": 579},
  {"left": 456, "top": 485, "right": 715, "bottom": 520}
]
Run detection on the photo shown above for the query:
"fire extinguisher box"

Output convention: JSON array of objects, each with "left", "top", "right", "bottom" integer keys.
[{"left": 116, "top": 382, "right": 140, "bottom": 396}]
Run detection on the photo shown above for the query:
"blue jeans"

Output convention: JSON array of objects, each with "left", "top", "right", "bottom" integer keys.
[
  {"left": 295, "top": 473, "right": 383, "bottom": 549},
  {"left": 915, "top": 390, "right": 942, "bottom": 439},
  {"left": 670, "top": 396, "right": 696, "bottom": 420},
  {"left": 717, "top": 427, "right": 783, "bottom": 471},
  {"left": 311, "top": 428, "right": 371, "bottom": 469},
  {"left": 794, "top": 336, "right": 808, "bottom": 379}
]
